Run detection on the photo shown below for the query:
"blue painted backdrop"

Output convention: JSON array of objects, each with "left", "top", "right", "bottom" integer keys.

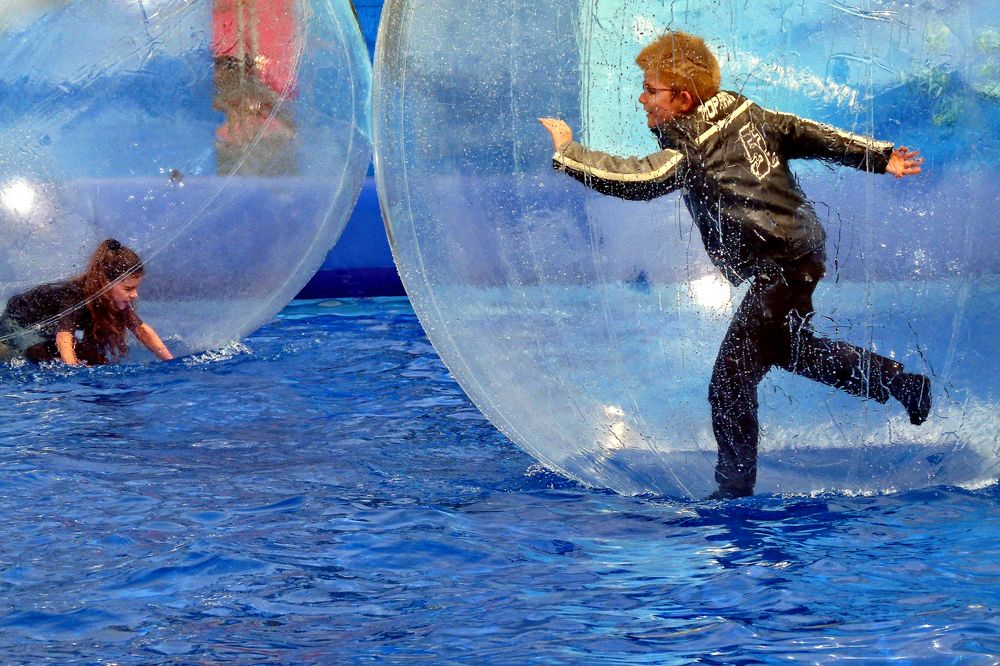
[{"left": 301, "top": 0, "right": 403, "bottom": 297}]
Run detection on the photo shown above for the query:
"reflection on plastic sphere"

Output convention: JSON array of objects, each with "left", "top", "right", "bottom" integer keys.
[
  {"left": 0, "top": 0, "right": 370, "bottom": 358},
  {"left": 374, "top": 1, "right": 1000, "bottom": 497}
]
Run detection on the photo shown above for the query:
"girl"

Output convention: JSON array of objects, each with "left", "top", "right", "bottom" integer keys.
[{"left": 0, "top": 239, "right": 173, "bottom": 365}]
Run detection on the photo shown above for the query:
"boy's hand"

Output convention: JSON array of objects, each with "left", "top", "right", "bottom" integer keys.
[
  {"left": 539, "top": 117, "right": 573, "bottom": 151},
  {"left": 886, "top": 146, "right": 923, "bottom": 178}
]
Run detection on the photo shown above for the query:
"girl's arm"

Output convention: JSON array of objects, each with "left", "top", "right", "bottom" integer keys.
[
  {"left": 55, "top": 330, "right": 80, "bottom": 365},
  {"left": 134, "top": 323, "right": 173, "bottom": 361}
]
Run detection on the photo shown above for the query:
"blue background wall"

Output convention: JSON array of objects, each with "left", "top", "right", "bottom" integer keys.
[{"left": 299, "top": 0, "right": 404, "bottom": 298}]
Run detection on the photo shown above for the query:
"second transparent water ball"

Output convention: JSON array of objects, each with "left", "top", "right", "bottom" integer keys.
[{"left": 375, "top": 1, "right": 1000, "bottom": 497}]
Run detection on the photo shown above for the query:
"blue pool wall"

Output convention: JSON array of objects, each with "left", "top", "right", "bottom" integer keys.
[
  {"left": 299, "top": 0, "right": 403, "bottom": 298},
  {"left": 298, "top": 176, "right": 405, "bottom": 297}
]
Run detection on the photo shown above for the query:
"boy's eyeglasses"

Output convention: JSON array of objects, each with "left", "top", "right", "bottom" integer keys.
[{"left": 642, "top": 84, "right": 675, "bottom": 96}]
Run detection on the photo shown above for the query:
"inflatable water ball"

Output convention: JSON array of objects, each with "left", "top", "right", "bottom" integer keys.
[
  {"left": 0, "top": 0, "right": 370, "bottom": 358},
  {"left": 374, "top": 1, "right": 1000, "bottom": 497}
]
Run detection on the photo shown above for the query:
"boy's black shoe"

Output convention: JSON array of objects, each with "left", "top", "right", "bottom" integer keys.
[
  {"left": 890, "top": 372, "right": 932, "bottom": 425},
  {"left": 705, "top": 485, "right": 753, "bottom": 501}
]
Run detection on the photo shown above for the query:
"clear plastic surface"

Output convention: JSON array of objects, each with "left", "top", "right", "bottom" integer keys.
[
  {"left": 374, "top": 0, "right": 1000, "bottom": 497},
  {"left": 0, "top": 0, "right": 371, "bottom": 358}
]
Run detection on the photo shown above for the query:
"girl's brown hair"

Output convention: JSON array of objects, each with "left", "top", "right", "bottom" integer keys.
[
  {"left": 72, "top": 239, "right": 143, "bottom": 364},
  {"left": 635, "top": 31, "right": 721, "bottom": 105}
]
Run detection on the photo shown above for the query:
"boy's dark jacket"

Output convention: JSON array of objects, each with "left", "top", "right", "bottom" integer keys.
[{"left": 553, "top": 90, "right": 895, "bottom": 284}]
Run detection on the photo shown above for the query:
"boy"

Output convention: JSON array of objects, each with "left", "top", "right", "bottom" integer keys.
[{"left": 540, "top": 31, "right": 930, "bottom": 499}]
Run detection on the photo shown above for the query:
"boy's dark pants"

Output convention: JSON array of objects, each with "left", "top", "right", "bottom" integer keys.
[{"left": 708, "top": 255, "right": 903, "bottom": 495}]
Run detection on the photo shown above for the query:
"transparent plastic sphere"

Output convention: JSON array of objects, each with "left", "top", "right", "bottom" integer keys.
[
  {"left": 374, "top": 1, "right": 1000, "bottom": 497},
  {"left": 0, "top": 0, "right": 370, "bottom": 358}
]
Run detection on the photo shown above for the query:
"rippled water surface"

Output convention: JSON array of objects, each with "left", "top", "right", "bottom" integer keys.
[{"left": 1, "top": 298, "right": 998, "bottom": 664}]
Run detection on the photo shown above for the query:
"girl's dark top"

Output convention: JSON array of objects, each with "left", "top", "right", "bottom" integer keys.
[{"left": 6, "top": 280, "right": 143, "bottom": 338}]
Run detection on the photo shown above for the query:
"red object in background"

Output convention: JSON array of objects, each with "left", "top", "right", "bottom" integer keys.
[
  {"left": 212, "top": 0, "right": 299, "bottom": 175},
  {"left": 212, "top": 0, "right": 299, "bottom": 97}
]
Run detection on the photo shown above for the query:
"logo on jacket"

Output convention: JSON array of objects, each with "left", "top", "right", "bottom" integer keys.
[{"left": 738, "top": 122, "right": 780, "bottom": 180}]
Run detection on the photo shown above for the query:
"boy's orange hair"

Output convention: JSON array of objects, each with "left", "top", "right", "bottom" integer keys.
[{"left": 635, "top": 31, "right": 720, "bottom": 105}]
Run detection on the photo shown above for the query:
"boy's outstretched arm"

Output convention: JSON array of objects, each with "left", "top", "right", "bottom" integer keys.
[
  {"left": 538, "top": 117, "right": 684, "bottom": 202},
  {"left": 768, "top": 109, "right": 899, "bottom": 173},
  {"left": 885, "top": 146, "right": 923, "bottom": 178}
]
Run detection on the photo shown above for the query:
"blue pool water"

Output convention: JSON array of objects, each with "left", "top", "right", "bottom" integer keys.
[{"left": 1, "top": 298, "right": 998, "bottom": 663}]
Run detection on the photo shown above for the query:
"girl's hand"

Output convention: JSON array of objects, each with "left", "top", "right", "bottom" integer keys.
[
  {"left": 886, "top": 146, "right": 923, "bottom": 178},
  {"left": 55, "top": 330, "right": 79, "bottom": 365},
  {"left": 539, "top": 118, "right": 573, "bottom": 151}
]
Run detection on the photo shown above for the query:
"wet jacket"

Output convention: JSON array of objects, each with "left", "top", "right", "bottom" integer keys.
[{"left": 553, "top": 90, "right": 894, "bottom": 284}]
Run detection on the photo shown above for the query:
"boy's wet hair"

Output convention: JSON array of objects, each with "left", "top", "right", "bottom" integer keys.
[{"left": 636, "top": 31, "right": 720, "bottom": 105}]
